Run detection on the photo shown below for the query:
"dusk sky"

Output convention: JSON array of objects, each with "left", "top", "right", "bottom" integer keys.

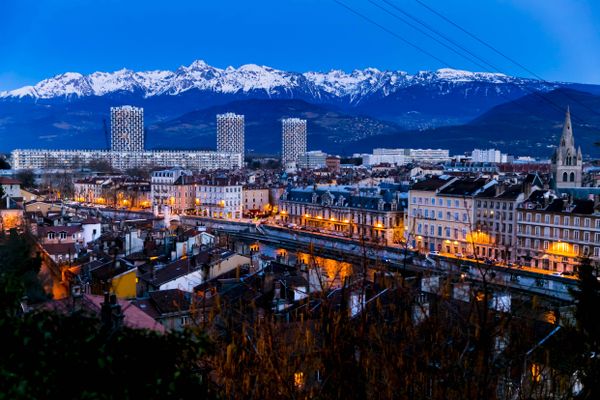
[{"left": 1, "top": 0, "right": 600, "bottom": 91}]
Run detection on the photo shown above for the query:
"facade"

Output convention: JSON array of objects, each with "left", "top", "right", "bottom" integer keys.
[
  {"left": 74, "top": 176, "right": 151, "bottom": 208},
  {"left": 473, "top": 184, "right": 524, "bottom": 262},
  {"left": 0, "top": 177, "right": 21, "bottom": 198},
  {"left": 406, "top": 176, "right": 492, "bottom": 255},
  {"left": 111, "top": 106, "right": 144, "bottom": 152},
  {"left": 362, "top": 148, "right": 450, "bottom": 166},
  {"left": 326, "top": 156, "right": 341, "bottom": 173},
  {"left": 297, "top": 151, "right": 328, "bottom": 170},
  {"left": 217, "top": 113, "right": 245, "bottom": 155},
  {"left": 280, "top": 184, "right": 406, "bottom": 245},
  {"left": 516, "top": 191, "right": 600, "bottom": 273},
  {"left": 552, "top": 108, "right": 582, "bottom": 189},
  {"left": 242, "top": 186, "right": 270, "bottom": 215},
  {"left": 151, "top": 168, "right": 193, "bottom": 211},
  {"left": 471, "top": 149, "right": 508, "bottom": 163},
  {"left": 281, "top": 118, "right": 307, "bottom": 165},
  {"left": 196, "top": 178, "right": 243, "bottom": 219},
  {"left": 11, "top": 149, "right": 242, "bottom": 171}
]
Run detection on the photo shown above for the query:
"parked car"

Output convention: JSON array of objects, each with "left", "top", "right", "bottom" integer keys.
[
  {"left": 466, "top": 254, "right": 476, "bottom": 260},
  {"left": 427, "top": 251, "right": 440, "bottom": 257},
  {"left": 455, "top": 252, "right": 464, "bottom": 258}
]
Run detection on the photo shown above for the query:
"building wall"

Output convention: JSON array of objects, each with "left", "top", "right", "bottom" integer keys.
[
  {"left": 282, "top": 118, "right": 307, "bottom": 165},
  {"left": 516, "top": 209, "right": 600, "bottom": 272},
  {"left": 111, "top": 268, "right": 138, "bottom": 299},
  {"left": 111, "top": 106, "right": 144, "bottom": 152},
  {"left": 11, "top": 149, "right": 242, "bottom": 171},
  {"left": 217, "top": 113, "right": 245, "bottom": 155},
  {"left": 406, "top": 190, "right": 475, "bottom": 255},
  {"left": 242, "top": 188, "right": 270, "bottom": 213},
  {"left": 196, "top": 184, "right": 242, "bottom": 219},
  {"left": 280, "top": 200, "right": 404, "bottom": 245}
]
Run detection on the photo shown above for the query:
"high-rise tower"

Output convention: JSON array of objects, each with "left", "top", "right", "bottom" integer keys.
[
  {"left": 281, "top": 118, "right": 307, "bottom": 166},
  {"left": 217, "top": 113, "right": 245, "bottom": 155},
  {"left": 552, "top": 107, "right": 582, "bottom": 189},
  {"left": 110, "top": 106, "right": 144, "bottom": 152}
]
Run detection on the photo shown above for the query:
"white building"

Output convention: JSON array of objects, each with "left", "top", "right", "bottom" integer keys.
[
  {"left": 111, "top": 106, "right": 144, "bottom": 152},
  {"left": 281, "top": 118, "right": 307, "bottom": 166},
  {"left": 471, "top": 148, "right": 508, "bottom": 163},
  {"left": 151, "top": 168, "right": 193, "bottom": 208},
  {"left": 196, "top": 178, "right": 243, "bottom": 219},
  {"left": 11, "top": 149, "right": 242, "bottom": 171},
  {"left": 217, "top": 113, "right": 245, "bottom": 155},
  {"left": 297, "top": 150, "right": 328, "bottom": 169},
  {"left": 0, "top": 177, "right": 21, "bottom": 198},
  {"left": 362, "top": 148, "right": 450, "bottom": 166}
]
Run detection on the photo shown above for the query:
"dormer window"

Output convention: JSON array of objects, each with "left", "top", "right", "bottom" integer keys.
[
  {"left": 59, "top": 232, "right": 67, "bottom": 240},
  {"left": 47, "top": 232, "right": 55, "bottom": 240}
]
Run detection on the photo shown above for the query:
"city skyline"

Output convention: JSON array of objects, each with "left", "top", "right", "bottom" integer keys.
[{"left": 2, "top": 0, "right": 600, "bottom": 91}]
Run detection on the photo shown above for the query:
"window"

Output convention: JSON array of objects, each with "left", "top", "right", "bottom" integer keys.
[
  {"left": 535, "top": 214, "right": 541, "bottom": 223},
  {"left": 438, "top": 226, "right": 442, "bottom": 236},
  {"left": 595, "top": 233, "right": 600, "bottom": 243},
  {"left": 544, "top": 215, "right": 550, "bottom": 224},
  {"left": 584, "top": 218, "right": 591, "bottom": 228},
  {"left": 438, "top": 211, "right": 443, "bottom": 219},
  {"left": 454, "top": 212, "right": 459, "bottom": 221},
  {"left": 543, "top": 241, "right": 549, "bottom": 250},
  {"left": 570, "top": 172, "right": 575, "bottom": 182},
  {"left": 445, "top": 227, "right": 451, "bottom": 237},
  {"left": 563, "top": 172, "right": 568, "bottom": 182},
  {"left": 446, "top": 212, "right": 451, "bottom": 220},
  {"left": 526, "top": 213, "right": 532, "bottom": 222},
  {"left": 595, "top": 219, "right": 600, "bottom": 229},
  {"left": 535, "top": 226, "right": 540, "bottom": 235},
  {"left": 554, "top": 216, "right": 560, "bottom": 225},
  {"left": 59, "top": 232, "right": 67, "bottom": 240},
  {"left": 454, "top": 200, "right": 459, "bottom": 207},
  {"left": 574, "top": 231, "right": 580, "bottom": 241},
  {"left": 574, "top": 217, "right": 581, "bottom": 226},
  {"left": 595, "top": 247, "right": 600, "bottom": 257},
  {"left": 47, "top": 232, "right": 55, "bottom": 240},
  {"left": 564, "top": 216, "right": 570, "bottom": 226},
  {"left": 584, "top": 232, "right": 590, "bottom": 242}
]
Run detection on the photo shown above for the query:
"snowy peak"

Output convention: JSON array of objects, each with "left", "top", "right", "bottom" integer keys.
[{"left": 0, "top": 60, "right": 546, "bottom": 100}]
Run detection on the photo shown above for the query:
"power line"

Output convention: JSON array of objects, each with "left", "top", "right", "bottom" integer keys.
[
  {"left": 335, "top": 0, "right": 572, "bottom": 123},
  {"left": 374, "top": 0, "right": 586, "bottom": 123},
  {"left": 332, "top": 0, "right": 453, "bottom": 67},
  {"left": 413, "top": 0, "right": 600, "bottom": 120}
]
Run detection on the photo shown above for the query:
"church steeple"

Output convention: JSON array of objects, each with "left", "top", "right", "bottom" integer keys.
[
  {"left": 560, "top": 106, "right": 574, "bottom": 148},
  {"left": 552, "top": 106, "right": 582, "bottom": 189}
]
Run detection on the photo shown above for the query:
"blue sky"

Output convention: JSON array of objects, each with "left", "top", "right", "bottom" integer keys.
[{"left": 1, "top": 0, "right": 599, "bottom": 91}]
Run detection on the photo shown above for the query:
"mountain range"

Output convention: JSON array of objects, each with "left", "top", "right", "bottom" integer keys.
[{"left": 1, "top": 60, "right": 599, "bottom": 156}]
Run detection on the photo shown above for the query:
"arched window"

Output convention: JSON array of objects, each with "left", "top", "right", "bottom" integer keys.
[
  {"left": 570, "top": 172, "right": 575, "bottom": 182},
  {"left": 563, "top": 172, "right": 568, "bottom": 182}
]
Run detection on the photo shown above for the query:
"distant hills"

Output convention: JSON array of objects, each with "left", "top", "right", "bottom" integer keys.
[
  {"left": 347, "top": 88, "right": 600, "bottom": 158},
  {"left": 1, "top": 60, "right": 599, "bottom": 156}
]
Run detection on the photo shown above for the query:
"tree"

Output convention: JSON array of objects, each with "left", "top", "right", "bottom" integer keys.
[
  {"left": 570, "top": 257, "right": 600, "bottom": 399},
  {"left": 15, "top": 170, "right": 35, "bottom": 189},
  {"left": 0, "top": 157, "right": 10, "bottom": 169}
]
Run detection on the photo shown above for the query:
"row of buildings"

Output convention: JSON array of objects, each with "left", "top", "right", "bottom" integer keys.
[{"left": 11, "top": 106, "right": 243, "bottom": 171}]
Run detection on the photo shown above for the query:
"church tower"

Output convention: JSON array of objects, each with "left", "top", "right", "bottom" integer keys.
[{"left": 552, "top": 107, "right": 582, "bottom": 189}]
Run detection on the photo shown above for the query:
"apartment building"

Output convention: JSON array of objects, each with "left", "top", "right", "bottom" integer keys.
[
  {"left": 242, "top": 186, "right": 271, "bottom": 215},
  {"left": 516, "top": 191, "right": 600, "bottom": 273},
  {"left": 151, "top": 168, "right": 193, "bottom": 211},
  {"left": 74, "top": 176, "right": 151, "bottom": 208},
  {"left": 281, "top": 118, "right": 307, "bottom": 166},
  {"left": 11, "top": 149, "right": 242, "bottom": 171},
  {"left": 217, "top": 113, "right": 245, "bottom": 155},
  {"left": 196, "top": 178, "right": 243, "bottom": 219},
  {"left": 279, "top": 184, "right": 406, "bottom": 245},
  {"left": 406, "top": 176, "right": 492, "bottom": 255},
  {"left": 473, "top": 183, "right": 524, "bottom": 262}
]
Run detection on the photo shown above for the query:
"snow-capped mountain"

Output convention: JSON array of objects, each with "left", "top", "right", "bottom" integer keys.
[
  {"left": 0, "top": 59, "right": 556, "bottom": 102},
  {"left": 2, "top": 60, "right": 599, "bottom": 155}
]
